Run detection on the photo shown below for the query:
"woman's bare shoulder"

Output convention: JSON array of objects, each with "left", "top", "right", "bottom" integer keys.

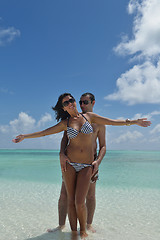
[
  {"left": 51, "top": 119, "right": 67, "bottom": 131},
  {"left": 60, "top": 119, "right": 68, "bottom": 128}
]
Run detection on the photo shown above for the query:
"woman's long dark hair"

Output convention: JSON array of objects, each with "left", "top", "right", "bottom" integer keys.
[{"left": 52, "top": 93, "right": 74, "bottom": 122}]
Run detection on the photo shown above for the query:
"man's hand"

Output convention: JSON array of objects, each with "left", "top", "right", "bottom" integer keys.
[
  {"left": 91, "top": 161, "right": 99, "bottom": 176},
  {"left": 136, "top": 118, "right": 151, "bottom": 127},
  {"left": 59, "top": 153, "right": 70, "bottom": 172}
]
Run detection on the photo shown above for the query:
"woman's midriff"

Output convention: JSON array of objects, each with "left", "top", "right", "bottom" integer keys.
[{"left": 66, "top": 134, "right": 94, "bottom": 164}]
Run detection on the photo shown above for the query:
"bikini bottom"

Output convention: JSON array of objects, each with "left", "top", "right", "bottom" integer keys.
[{"left": 67, "top": 161, "right": 93, "bottom": 173}]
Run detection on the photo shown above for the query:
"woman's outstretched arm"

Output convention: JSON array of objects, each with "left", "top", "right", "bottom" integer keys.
[
  {"left": 87, "top": 112, "right": 151, "bottom": 127},
  {"left": 12, "top": 120, "right": 67, "bottom": 143}
]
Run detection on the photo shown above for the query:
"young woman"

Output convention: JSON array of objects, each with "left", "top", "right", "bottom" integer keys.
[{"left": 12, "top": 93, "right": 151, "bottom": 239}]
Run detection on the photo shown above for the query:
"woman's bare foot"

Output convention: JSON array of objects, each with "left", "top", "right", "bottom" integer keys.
[
  {"left": 80, "top": 231, "right": 88, "bottom": 239},
  {"left": 47, "top": 225, "right": 65, "bottom": 232},
  {"left": 87, "top": 224, "right": 96, "bottom": 233}
]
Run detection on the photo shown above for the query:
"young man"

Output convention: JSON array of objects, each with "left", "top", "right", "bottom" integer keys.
[{"left": 49, "top": 93, "right": 106, "bottom": 232}]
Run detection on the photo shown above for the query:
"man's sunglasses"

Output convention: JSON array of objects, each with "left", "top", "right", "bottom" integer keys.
[
  {"left": 79, "top": 100, "right": 90, "bottom": 105},
  {"left": 62, "top": 98, "right": 75, "bottom": 107}
]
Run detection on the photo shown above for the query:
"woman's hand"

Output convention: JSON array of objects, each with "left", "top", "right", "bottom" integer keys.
[
  {"left": 136, "top": 118, "right": 151, "bottom": 127},
  {"left": 12, "top": 135, "right": 25, "bottom": 143}
]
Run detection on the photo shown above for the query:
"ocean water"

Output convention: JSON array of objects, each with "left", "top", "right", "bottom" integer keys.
[{"left": 0, "top": 149, "right": 160, "bottom": 240}]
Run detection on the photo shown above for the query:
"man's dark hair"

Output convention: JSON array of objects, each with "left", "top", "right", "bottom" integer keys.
[{"left": 81, "top": 92, "right": 95, "bottom": 103}]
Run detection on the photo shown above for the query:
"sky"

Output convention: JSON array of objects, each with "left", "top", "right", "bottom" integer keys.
[{"left": 0, "top": 0, "right": 160, "bottom": 150}]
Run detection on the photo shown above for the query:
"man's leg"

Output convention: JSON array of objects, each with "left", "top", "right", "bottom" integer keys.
[
  {"left": 47, "top": 181, "right": 67, "bottom": 232},
  {"left": 58, "top": 181, "right": 68, "bottom": 227},
  {"left": 86, "top": 182, "right": 96, "bottom": 233}
]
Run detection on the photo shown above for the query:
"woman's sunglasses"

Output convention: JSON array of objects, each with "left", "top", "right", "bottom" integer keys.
[
  {"left": 62, "top": 98, "right": 75, "bottom": 107},
  {"left": 79, "top": 100, "right": 90, "bottom": 105}
]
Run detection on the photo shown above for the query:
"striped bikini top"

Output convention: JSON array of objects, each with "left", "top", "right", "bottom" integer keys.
[{"left": 67, "top": 113, "right": 93, "bottom": 140}]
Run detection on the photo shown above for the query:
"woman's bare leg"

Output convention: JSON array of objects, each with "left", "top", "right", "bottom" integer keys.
[
  {"left": 62, "top": 163, "right": 77, "bottom": 232},
  {"left": 75, "top": 166, "right": 92, "bottom": 237}
]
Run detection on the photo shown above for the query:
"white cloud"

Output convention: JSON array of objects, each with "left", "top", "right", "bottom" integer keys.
[
  {"left": 37, "top": 113, "right": 53, "bottom": 127},
  {"left": 0, "top": 112, "right": 63, "bottom": 149},
  {"left": 0, "top": 112, "right": 54, "bottom": 135},
  {"left": 9, "top": 112, "right": 36, "bottom": 133},
  {"left": 114, "top": 130, "right": 143, "bottom": 144},
  {"left": 0, "top": 125, "right": 8, "bottom": 133},
  {"left": 0, "top": 26, "right": 20, "bottom": 46},
  {"left": 150, "top": 110, "right": 160, "bottom": 116},
  {"left": 133, "top": 110, "right": 160, "bottom": 120},
  {"left": 127, "top": 0, "right": 140, "bottom": 14},
  {"left": 149, "top": 135, "right": 160, "bottom": 143},
  {"left": 133, "top": 113, "right": 149, "bottom": 120},
  {"left": 150, "top": 123, "right": 160, "bottom": 134},
  {"left": 105, "top": 0, "right": 160, "bottom": 105},
  {"left": 105, "top": 60, "right": 160, "bottom": 105},
  {"left": 114, "top": 0, "right": 160, "bottom": 59}
]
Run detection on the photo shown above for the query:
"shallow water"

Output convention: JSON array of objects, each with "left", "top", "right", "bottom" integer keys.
[{"left": 0, "top": 149, "right": 160, "bottom": 240}]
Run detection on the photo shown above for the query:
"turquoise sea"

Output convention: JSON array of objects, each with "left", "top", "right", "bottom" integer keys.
[{"left": 0, "top": 149, "right": 160, "bottom": 240}]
